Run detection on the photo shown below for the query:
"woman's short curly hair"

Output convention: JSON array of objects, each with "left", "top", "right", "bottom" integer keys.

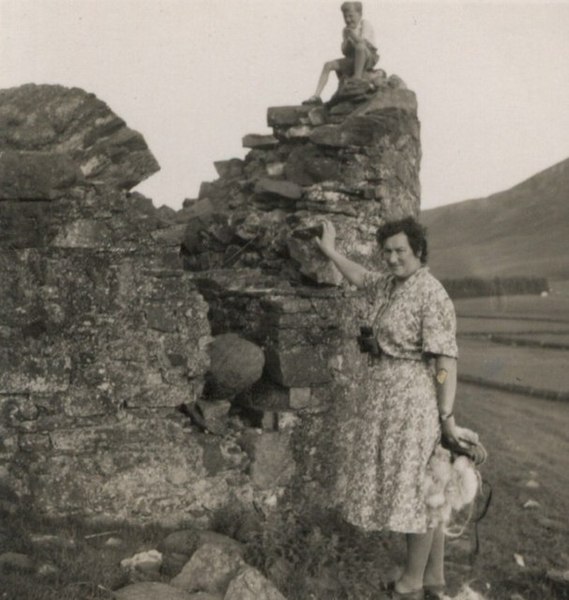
[{"left": 376, "top": 217, "right": 428, "bottom": 264}]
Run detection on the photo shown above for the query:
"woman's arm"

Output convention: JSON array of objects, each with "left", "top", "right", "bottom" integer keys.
[
  {"left": 314, "top": 220, "right": 369, "bottom": 288},
  {"left": 434, "top": 355, "right": 462, "bottom": 445}
]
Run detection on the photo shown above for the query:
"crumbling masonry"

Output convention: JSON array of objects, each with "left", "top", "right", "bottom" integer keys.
[{"left": 0, "top": 80, "right": 421, "bottom": 523}]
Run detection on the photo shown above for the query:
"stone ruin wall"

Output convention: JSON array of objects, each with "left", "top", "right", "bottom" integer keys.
[
  {"left": 0, "top": 79, "right": 421, "bottom": 523},
  {"left": 183, "top": 80, "right": 421, "bottom": 511}
]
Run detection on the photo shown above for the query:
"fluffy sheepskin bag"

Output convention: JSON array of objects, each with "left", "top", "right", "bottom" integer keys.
[{"left": 425, "top": 427, "right": 481, "bottom": 528}]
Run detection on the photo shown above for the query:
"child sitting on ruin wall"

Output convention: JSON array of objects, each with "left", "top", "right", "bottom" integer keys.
[{"left": 303, "top": 2, "right": 379, "bottom": 105}]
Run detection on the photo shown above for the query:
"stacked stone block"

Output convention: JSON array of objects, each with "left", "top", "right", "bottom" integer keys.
[
  {"left": 0, "top": 79, "right": 422, "bottom": 522},
  {"left": 0, "top": 85, "right": 258, "bottom": 523},
  {"left": 183, "top": 81, "right": 422, "bottom": 508}
]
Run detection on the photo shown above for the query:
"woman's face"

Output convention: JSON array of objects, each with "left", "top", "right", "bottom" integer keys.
[{"left": 382, "top": 232, "right": 422, "bottom": 280}]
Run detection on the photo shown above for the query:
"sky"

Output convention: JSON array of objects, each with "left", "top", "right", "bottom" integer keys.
[{"left": 1, "top": 0, "right": 569, "bottom": 211}]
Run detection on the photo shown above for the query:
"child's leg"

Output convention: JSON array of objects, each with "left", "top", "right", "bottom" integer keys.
[
  {"left": 312, "top": 58, "right": 343, "bottom": 98},
  {"left": 351, "top": 39, "right": 368, "bottom": 79}
]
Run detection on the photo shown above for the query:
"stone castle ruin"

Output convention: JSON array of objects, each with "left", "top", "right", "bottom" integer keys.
[{"left": 0, "top": 80, "right": 421, "bottom": 525}]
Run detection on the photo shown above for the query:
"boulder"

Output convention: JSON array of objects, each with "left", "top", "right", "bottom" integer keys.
[
  {"left": 197, "top": 532, "right": 245, "bottom": 556},
  {"left": 224, "top": 566, "right": 287, "bottom": 600},
  {"left": 120, "top": 549, "right": 163, "bottom": 575},
  {"left": 0, "top": 83, "right": 159, "bottom": 189},
  {"left": 207, "top": 334, "right": 265, "bottom": 397},
  {"left": 159, "top": 528, "right": 202, "bottom": 556},
  {"left": 170, "top": 542, "right": 245, "bottom": 594}
]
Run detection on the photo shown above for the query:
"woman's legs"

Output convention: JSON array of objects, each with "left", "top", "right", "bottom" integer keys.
[
  {"left": 394, "top": 524, "right": 445, "bottom": 593},
  {"left": 424, "top": 524, "right": 446, "bottom": 588},
  {"left": 395, "top": 529, "right": 435, "bottom": 593}
]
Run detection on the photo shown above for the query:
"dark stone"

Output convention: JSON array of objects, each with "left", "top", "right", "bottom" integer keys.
[
  {"left": 239, "top": 431, "right": 295, "bottom": 489},
  {"left": 307, "top": 107, "right": 327, "bottom": 126},
  {"left": 267, "top": 105, "right": 313, "bottom": 127},
  {"left": 0, "top": 351, "right": 70, "bottom": 394},
  {"left": 0, "top": 151, "right": 84, "bottom": 200},
  {"left": 225, "top": 566, "right": 287, "bottom": 600},
  {"left": 265, "top": 346, "right": 331, "bottom": 387},
  {"left": 254, "top": 178, "right": 302, "bottom": 200},
  {"left": 195, "top": 400, "right": 231, "bottom": 436},
  {"left": 146, "top": 305, "right": 178, "bottom": 332},
  {"left": 242, "top": 134, "right": 278, "bottom": 149},
  {"left": 158, "top": 529, "right": 202, "bottom": 557},
  {"left": 350, "top": 87, "right": 418, "bottom": 116},
  {"left": 170, "top": 542, "right": 244, "bottom": 594},
  {"left": 0, "top": 83, "right": 159, "bottom": 189},
  {"left": 236, "top": 380, "right": 290, "bottom": 410},
  {"left": 309, "top": 117, "right": 380, "bottom": 148},
  {"left": 161, "top": 552, "right": 190, "bottom": 577},
  {"left": 284, "top": 145, "right": 341, "bottom": 186},
  {"left": 0, "top": 201, "right": 51, "bottom": 248},
  {"left": 213, "top": 159, "right": 244, "bottom": 178},
  {"left": 199, "top": 436, "right": 232, "bottom": 476},
  {"left": 287, "top": 237, "right": 343, "bottom": 285}
]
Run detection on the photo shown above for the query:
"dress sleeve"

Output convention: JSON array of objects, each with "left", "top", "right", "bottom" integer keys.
[
  {"left": 361, "top": 270, "right": 390, "bottom": 305},
  {"left": 422, "top": 284, "right": 458, "bottom": 358}
]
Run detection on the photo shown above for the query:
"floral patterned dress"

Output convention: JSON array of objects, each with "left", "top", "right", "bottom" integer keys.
[{"left": 341, "top": 266, "right": 458, "bottom": 534}]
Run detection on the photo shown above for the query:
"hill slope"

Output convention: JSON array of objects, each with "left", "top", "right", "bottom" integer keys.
[{"left": 421, "top": 158, "right": 569, "bottom": 280}]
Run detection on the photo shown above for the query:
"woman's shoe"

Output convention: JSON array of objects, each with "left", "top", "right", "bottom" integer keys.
[
  {"left": 424, "top": 584, "right": 445, "bottom": 599},
  {"left": 380, "top": 581, "right": 425, "bottom": 599}
]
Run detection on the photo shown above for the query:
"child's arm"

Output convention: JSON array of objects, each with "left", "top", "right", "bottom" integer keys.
[
  {"left": 343, "top": 27, "right": 359, "bottom": 43},
  {"left": 345, "top": 20, "right": 376, "bottom": 47},
  {"left": 341, "top": 27, "right": 352, "bottom": 55}
]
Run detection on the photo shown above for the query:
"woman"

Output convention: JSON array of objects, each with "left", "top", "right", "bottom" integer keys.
[{"left": 316, "top": 217, "right": 467, "bottom": 600}]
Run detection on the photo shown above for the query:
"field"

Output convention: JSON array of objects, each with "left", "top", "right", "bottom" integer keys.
[
  {"left": 445, "top": 283, "right": 569, "bottom": 599},
  {"left": 455, "top": 285, "right": 569, "bottom": 399}
]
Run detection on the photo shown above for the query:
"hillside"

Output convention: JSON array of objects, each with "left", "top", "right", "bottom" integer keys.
[{"left": 421, "top": 158, "right": 569, "bottom": 281}]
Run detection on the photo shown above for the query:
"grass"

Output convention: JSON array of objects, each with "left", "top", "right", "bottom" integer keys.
[
  {"left": 457, "top": 338, "right": 569, "bottom": 393},
  {"left": 1, "top": 468, "right": 568, "bottom": 600},
  {"left": 0, "top": 513, "right": 169, "bottom": 600},
  {"left": 454, "top": 292, "right": 569, "bottom": 322}
]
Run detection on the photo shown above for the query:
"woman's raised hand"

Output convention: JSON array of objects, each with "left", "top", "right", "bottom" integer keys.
[{"left": 314, "top": 219, "right": 336, "bottom": 256}]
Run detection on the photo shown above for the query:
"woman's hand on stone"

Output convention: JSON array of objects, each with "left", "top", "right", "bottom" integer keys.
[{"left": 314, "top": 219, "right": 336, "bottom": 255}]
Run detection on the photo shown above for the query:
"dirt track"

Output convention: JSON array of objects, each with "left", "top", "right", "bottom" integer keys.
[
  {"left": 452, "top": 382, "right": 569, "bottom": 598},
  {"left": 457, "top": 382, "right": 569, "bottom": 498}
]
